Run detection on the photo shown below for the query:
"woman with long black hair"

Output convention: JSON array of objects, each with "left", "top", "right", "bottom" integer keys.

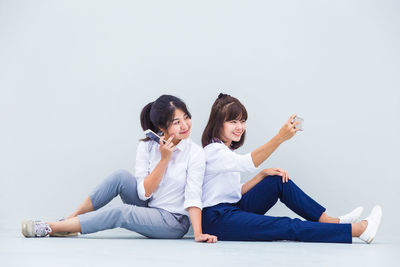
[
  {"left": 200, "top": 93, "right": 382, "bottom": 244},
  {"left": 22, "top": 95, "right": 217, "bottom": 243}
]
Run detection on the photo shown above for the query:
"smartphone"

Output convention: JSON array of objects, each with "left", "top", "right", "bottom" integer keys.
[
  {"left": 292, "top": 116, "right": 304, "bottom": 131},
  {"left": 144, "top": 129, "right": 166, "bottom": 144}
]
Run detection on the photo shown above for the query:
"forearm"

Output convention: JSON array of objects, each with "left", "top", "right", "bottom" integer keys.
[
  {"left": 241, "top": 171, "right": 265, "bottom": 195},
  {"left": 188, "top": 207, "right": 203, "bottom": 237},
  {"left": 251, "top": 135, "right": 283, "bottom": 167},
  {"left": 143, "top": 159, "right": 169, "bottom": 197}
]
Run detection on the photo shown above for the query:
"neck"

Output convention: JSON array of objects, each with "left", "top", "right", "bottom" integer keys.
[{"left": 223, "top": 140, "right": 232, "bottom": 147}]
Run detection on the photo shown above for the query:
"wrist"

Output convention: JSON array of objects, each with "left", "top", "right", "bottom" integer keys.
[
  {"left": 194, "top": 230, "right": 203, "bottom": 237},
  {"left": 273, "top": 134, "right": 284, "bottom": 145}
]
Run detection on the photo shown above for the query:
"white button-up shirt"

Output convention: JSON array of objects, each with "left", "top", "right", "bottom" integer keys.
[
  {"left": 135, "top": 138, "right": 204, "bottom": 215},
  {"left": 202, "top": 142, "right": 258, "bottom": 208}
]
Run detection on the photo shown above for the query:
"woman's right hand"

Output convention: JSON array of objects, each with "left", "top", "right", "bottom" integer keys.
[
  {"left": 276, "top": 114, "right": 301, "bottom": 143},
  {"left": 159, "top": 135, "right": 175, "bottom": 162}
]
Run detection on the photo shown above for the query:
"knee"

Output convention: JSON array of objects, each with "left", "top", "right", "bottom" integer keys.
[
  {"left": 113, "top": 169, "right": 134, "bottom": 186},
  {"left": 266, "top": 175, "right": 284, "bottom": 184},
  {"left": 267, "top": 175, "right": 295, "bottom": 186}
]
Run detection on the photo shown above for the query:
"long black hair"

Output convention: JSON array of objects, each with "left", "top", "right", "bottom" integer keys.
[
  {"left": 201, "top": 93, "right": 248, "bottom": 150},
  {"left": 140, "top": 95, "right": 191, "bottom": 141}
]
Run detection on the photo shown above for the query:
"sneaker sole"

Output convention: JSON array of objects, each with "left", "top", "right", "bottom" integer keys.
[
  {"left": 367, "top": 207, "right": 382, "bottom": 244},
  {"left": 51, "top": 232, "right": 79, "bottom": 237}
]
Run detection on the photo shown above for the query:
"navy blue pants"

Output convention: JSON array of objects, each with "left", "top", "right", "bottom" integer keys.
[{"left": 202, "top": 176, "right": 352, "bottom": 243}]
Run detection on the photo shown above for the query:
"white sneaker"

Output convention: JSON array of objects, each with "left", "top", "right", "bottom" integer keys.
[
  {"left": 21, "top": 220, "right": 52, "bottom": 237},
  {"left": 359, "top": 205, "right": 383, "bottom": 244},
  {"left": 338, "top": 206, "right": 364, "bottom": 224}
]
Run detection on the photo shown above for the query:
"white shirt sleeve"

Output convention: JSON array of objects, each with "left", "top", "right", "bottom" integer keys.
[
  {"left": 183, "top": 146, "right": 205, "bottom": 210},
  {"left": 135, "top": 141, "right": 152, "bottom": 201},
  {"left": 204, "top": 143, "right": 257, "bottom": 174}
]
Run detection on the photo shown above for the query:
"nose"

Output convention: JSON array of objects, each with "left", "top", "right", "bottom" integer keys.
[
  {"left": 236, "top": 122, "right": 245, "bottom": 132},
  {"left": 181, "top": 120, "right": 188, "bottom": 131}
]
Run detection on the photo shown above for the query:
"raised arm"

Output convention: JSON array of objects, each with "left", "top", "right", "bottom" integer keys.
[{"left": 251, "top": 114, "right": 301, "bottom": 167}]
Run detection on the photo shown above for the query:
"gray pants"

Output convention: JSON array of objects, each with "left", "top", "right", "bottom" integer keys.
[{"left": 78, "top": 169, "right": 190, "bottom": 239}]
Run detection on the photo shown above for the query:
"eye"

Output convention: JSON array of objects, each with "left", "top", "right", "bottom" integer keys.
[
  {"left": 173, "top": 120, "right": 180, "bottom": 125},
  {"left": 230, "top": 120, "right": 237, "bottom": 124}
]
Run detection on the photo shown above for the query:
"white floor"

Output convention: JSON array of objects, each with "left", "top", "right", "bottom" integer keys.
[{"left": 0, "top": 221, "right": 397, "bottom": 267}]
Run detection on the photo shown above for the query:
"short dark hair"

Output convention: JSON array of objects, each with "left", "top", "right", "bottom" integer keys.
[
  {"left": 140, "top": 95, "right": 191, "bottom": 141},
  {"left": 201, "top": 93, "right": 248, "bottom": 150}
]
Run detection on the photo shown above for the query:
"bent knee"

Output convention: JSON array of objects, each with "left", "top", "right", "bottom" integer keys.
[{"left": 113, "top": 169, "right": 135, "bottom": 185}]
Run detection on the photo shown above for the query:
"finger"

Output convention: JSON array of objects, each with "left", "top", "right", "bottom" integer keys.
[
  {"left": 167, "top": 141, "right": 174, "bottom": 149},
  {"left": 159, "top": 136, "right": 165, "bottom": 145},
  {"left": 287, "top": 114, "right": 297, "bottom": 124},
  {"left": 169, "top": 144, "right": 177, "bottom": 152},
  {"left": 165, "top": 135, "right": 174, "bottom": 145},
  {"left": 197, "top": 236, "right": 207, "bottom": 242},
  {"left": 292, "top": 121, "right": 300, "bottom": 128}
]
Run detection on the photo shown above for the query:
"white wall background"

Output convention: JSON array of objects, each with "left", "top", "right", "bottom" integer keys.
[{"left": 1, "top": 0, "right": 399, "bottom": 237}]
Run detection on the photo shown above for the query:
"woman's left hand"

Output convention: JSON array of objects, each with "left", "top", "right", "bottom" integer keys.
[
  {"left": 262, "top": 168, "right": 290, "bottom": 183},
  {"left": 194, "top": 233, "right": 218, "bottom": 243}
]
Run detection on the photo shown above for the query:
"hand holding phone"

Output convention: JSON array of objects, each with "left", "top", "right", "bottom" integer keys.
[
  {"left": 292, "top": 116, "right": 304, "bottom": 131},
  {"left": 276, "top": 115, "right": 303, "bottom": 143},
  {"left": 144, "top": 129, "right": 166, "bottom": 144}
]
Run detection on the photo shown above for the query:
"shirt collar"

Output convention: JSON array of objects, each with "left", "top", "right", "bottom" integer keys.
[
  {"left": 175, "top": 138, "right": 189, "bottom": 152},
  {"left": 211, "top": 138, "right": 223, "bottom": 144}
]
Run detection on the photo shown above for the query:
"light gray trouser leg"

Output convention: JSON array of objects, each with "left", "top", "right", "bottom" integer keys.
[
  {"left": 78, "top": 204, "right": 190, "bottom": 238},
  {"left": 78, "top": 169, "right": 190, "bottom": 238},
  {"left": 88, "top": 169, "right": 148, "bottom": 209}
]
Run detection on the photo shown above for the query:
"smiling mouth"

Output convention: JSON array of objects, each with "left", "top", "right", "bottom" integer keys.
[
  {"left": 233, "top": 132, "right": 242, "bottom": 137},
  {"left": 180, "top": 130, "right": 189, "bottom": 134}
]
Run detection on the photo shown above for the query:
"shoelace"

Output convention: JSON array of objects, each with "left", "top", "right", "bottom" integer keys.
[{"left": 35, "top": 221, "right": 52, "bottom": 237}]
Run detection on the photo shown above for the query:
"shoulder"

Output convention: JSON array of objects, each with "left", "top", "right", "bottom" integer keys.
[
  {"left": 203, "top": 142, "right": 226, "bottom": 154},
  {"left": 185, "top": 139, "right": 204, "bottom": 155},
  {"left": 137, "top": 140, "right": 157, "bottom": 152}
]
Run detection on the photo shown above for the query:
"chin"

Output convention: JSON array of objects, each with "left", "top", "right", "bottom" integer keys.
[
  {"left": 178, "top": 133, "right": 190, "bottom": 140},
  {"left": 231, "top": 136, "right": 242, "bottom": 142}
]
